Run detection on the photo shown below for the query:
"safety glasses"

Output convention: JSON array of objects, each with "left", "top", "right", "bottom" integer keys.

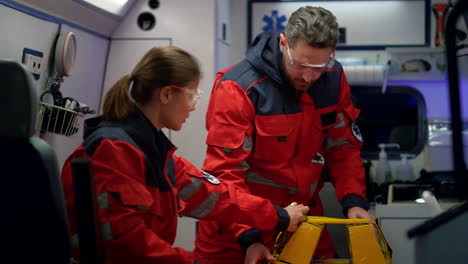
[
  {"left": 285, "top": 43, "right": 335, "bottom": 73},
  {"left": 169, "top": 85, "right": 202, "bottom": 107}
]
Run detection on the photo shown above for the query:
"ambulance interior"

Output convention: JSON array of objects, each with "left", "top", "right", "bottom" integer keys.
[{"left": 1, "top": 0, "right": 468, "bottom": 263}]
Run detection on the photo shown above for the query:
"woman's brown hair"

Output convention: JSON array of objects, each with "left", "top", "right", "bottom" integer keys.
[{"left": 102, "top": 46, "right": 201, "bottom": 120}]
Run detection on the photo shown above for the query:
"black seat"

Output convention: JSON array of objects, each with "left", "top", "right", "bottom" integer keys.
[{"left": 0, "top": 59, "right": 71, "bottom": 263}]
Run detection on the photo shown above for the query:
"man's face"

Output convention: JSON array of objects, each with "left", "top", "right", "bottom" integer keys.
[{"left": 279, "top": 34, "right": 335, "bottom": 91}]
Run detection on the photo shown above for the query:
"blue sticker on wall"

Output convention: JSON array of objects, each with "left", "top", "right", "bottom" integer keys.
[{"left": 262, "top": 10, "right": 287, "bottom": 32}]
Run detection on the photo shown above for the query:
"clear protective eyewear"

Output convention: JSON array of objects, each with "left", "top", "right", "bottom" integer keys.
[
  {"left": 285, "top": 44, "right": 335, "bottom": 73},
  {"left": 169, "top": 85, "right": 202, "bottom": 107}
]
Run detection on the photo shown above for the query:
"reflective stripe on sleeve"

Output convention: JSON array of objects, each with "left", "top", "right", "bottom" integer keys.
[
  {"left": 102, "top": 222, "right": 113, "bottom": 241},
  {"left": 243, "top": 136, "right": 253, "bottom": 151},
  {"left": 72, "top": 222, "right": 113, "bottom": 246},
  {"left": 71, "top": 233, "right": 79, "bottom": 249},
  {"left": 246, "top": 171, "right": 298, "bottom": 195},
  {"left": 178, "top": 177, "right": 203, "bottom": 201},
  {"left": 186, "top": 192, "right": 220, "bottom": 218},
  {"left": 236, "top": 161, "right": 250, "bottom": 170},
  {"left": 323, "top": 138, "right": 351, "bottom": 151},
  {"left": 332, "top": 113, "right": 345, "bottom": 128},
  {"left": 97, "top": 192, "right": 109, "bottom": 209}
]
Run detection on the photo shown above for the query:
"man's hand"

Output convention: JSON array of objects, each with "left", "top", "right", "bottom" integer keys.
[
  {"left": 347, "top": 207, "right": 381, "bottom": 242},
  {"left": 347, "top": 206, "right": 376, "bottom": 221},
  {"left": 245, "top": 242, "right": 275, "bottom": 264},
  {"left": 284, "top": 202, "right": 309, "bottom": 232}
]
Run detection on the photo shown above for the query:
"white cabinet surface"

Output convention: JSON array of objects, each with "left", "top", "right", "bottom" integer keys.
[{"left": 375, "top": 203, "right": 456, "bottom": 264}]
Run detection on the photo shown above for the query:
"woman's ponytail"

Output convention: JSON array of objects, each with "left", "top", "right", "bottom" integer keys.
[{"left": 102, "top": 74, "right": 135, "bottom": 120}]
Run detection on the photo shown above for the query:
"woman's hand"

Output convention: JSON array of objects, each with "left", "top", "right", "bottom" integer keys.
[
  {"left": 244, "top": 242, "right": 276, "bottom": 264},
  {"left": 284, "top": 202, "right": 309, "bottom": 232}
]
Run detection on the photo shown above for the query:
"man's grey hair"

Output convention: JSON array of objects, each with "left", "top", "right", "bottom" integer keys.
[{"left": 285, "top": 6, "right": 339, "bottom": 48}]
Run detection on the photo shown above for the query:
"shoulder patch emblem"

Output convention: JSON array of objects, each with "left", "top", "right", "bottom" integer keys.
[
  {"left": 201, "top": 170, "right": 220, "bottom": 185},
  {"left": 311, "top": 152, "right": 325, "bottom": 165},
  {"left": 351, "top": 122, "right": 363, "bottom": 143}
]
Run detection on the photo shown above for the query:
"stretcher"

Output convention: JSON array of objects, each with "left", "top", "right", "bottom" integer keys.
[{"left": 273, "top": 216, "right": 393, "bottom": 264}]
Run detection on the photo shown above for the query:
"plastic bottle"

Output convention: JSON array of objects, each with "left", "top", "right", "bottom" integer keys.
[
  {"left": 422, "top": 190, "right": 443, "bottom": 217},
  {"left": 396, "top": 153, "right": 416, "bottom": 182},
  {"left": 375, "top": 143, "right": 400, "bottom": 185}
]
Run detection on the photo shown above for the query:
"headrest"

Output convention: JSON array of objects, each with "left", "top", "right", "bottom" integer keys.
[{"left": 0, "top": 59, "right": 37, "bottom": 138}]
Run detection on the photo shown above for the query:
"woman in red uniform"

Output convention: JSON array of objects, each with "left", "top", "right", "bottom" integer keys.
[{"left": 61, "top": 46, "right": 308, "bottom": 264}]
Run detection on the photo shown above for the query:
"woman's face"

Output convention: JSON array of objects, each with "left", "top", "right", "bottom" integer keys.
[{"left": 163, "top": 78, "right": 201, "bottom": 131}]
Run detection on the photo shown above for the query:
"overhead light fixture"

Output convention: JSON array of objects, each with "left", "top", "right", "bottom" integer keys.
[
  {"left": 74, "top": 0, "right": 134, "bottom": 17},
  {"left": 111, "top": 0, "right": 128, "bottom": 4}
]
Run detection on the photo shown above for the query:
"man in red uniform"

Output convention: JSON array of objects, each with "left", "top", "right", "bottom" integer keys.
[{"left": 194, "top": 6, "right": 375, "bottom": 264}]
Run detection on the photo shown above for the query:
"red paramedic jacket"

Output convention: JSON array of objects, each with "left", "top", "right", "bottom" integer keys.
[
  {"left": 61, "top": 109, "right": 289, "bottom": 264},
  {"left": 194, "top": 31, "right": 369, "bottom": 264}
]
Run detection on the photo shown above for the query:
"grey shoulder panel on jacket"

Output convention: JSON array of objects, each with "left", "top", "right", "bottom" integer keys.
[
  {"left": 82, "top": 126, "right": 139, "bottom": 156},
  {"left": 221, "top": 60, "right": 267, "bottom": 91},
  {"left": 308, "top": 61, "right": 344, "bottom": 109}
]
